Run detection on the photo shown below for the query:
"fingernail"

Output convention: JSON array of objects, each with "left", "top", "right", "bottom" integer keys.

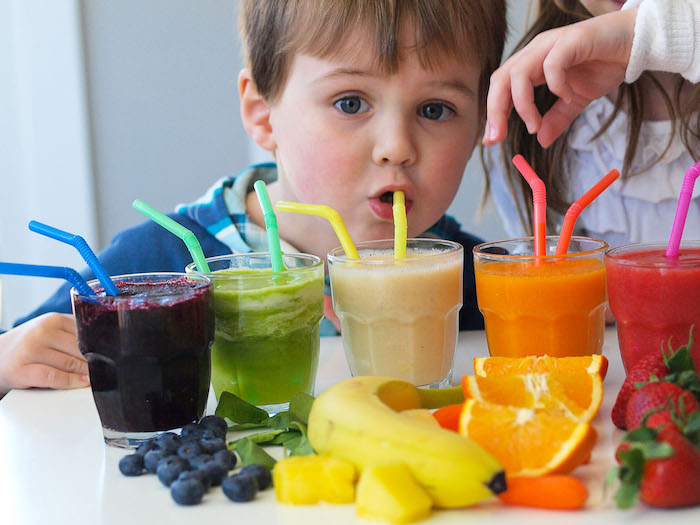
[
  {"left": 81, "top": 374, "right": 90, "bottom": 384},
  {"left": 484, "top": 122, "right": 496, "bottom": 143}
]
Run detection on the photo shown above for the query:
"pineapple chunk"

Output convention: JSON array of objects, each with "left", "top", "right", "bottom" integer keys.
[
  {"left": 356, "top": 463, "right": 433, "bottom": 524},
  {"left": 274, "top": 455, "right": 356, "bottom": 504}
]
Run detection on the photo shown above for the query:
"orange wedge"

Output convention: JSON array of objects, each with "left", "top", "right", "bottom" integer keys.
[
  {"left": 459, "top": 399, "right": 597, "bottom": 477},
  {"left": 461, "top": 372, "right": 603, "bottom": 422},
  {"left": 474, "top": 355, "right": 608, "bottom": 380}
]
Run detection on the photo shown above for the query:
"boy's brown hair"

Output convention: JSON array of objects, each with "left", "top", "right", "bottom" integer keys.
[{"left": 239, "top": 0, "right": 507, "bottom": 123}]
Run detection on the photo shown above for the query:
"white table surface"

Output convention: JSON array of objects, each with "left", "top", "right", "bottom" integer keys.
[{"left": 1, "top": 328, "right": 698, "bottom": 525}]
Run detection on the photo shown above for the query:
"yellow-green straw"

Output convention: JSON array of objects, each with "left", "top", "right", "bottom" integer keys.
[
  {"left": 392, "top": 191, "right": 407, "bottom": 259},
  {"left": 132, "top": 199, "right": 210, "bottom": 273},
  {"left": 275, "top": 201, "right": 360, "bottom": 259}
]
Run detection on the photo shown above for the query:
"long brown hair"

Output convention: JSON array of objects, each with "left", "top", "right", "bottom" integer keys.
[{"left": 484, "top": 0, "right": 700, "bottom": 234}]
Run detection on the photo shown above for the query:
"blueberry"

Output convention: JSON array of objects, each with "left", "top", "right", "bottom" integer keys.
[
  {"left": 213, "top": 449, "right": 237, "bottom": 470},
  {"left": 199, "top": 430, "right": 216, "bottom": 441},
  {"left": 181, "top": 422, "right": 206, "bottom": 441},
  {"left": 199, "top": 415, "right": 227, "bottom": 439},
  {"left": 187, "top": 453, "right": 212, "bottom": 470},
  {"left": 144, "top": 449, "right": 169, "bottom": 473},
  {"left": 134, "top": 440, "right": 158, "bottom": 457},
  {"left": 222, "top": 474, "right": 258, "bottom": 502},
  {"left": 199, "top": 436, "right": 226, "bottom": 454},
  {"left": 239, "top": 464, "right": 272, "bottom": 490},
  {"left": 171, "top": 478, "right": 205, "bottom": 505},
  {"left": 118, "top": 454, "right": 144, "bottom": 476},
  {"left": 178, "top": 469, "right": 211, "bottom": 490},
  {"left": 177, "top": 442, "right": 204, "bottom": 461},
  {"left": 157, "top": 456, "right": 189, "bottom": 487},
  {"left": 198, "top": 459, "right": 228, "bottom": 486},
  {"left": 155, "top": 432, "right": 182, "bottom": 453}
]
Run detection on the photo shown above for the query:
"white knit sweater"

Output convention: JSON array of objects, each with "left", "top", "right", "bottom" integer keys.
[{"left": 623, "top": 0, "right": 700, "bottom": 82}]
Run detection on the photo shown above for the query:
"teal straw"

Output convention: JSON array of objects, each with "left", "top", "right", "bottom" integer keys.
[
  {"left": 131, "top": 199, "right": 211, "bottom": 273},
  {"left": 253, "top": 180, "right": 284, "bottom": 273}
]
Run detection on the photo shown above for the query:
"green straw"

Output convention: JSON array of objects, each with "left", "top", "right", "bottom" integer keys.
[
  {"left": 132, "top": 199, "right": 210, "bottom": 273},
  {"left": 253, "top": 180, "right": 284, "bottom": 273}
]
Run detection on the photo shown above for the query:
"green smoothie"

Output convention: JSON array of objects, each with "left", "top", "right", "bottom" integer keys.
[{"left": 209, "top": 262, "right": 324, "bottom": 408}]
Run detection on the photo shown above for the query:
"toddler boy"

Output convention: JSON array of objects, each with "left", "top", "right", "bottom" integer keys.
[{"left": 0, "top": 0, "right": 507, "bottom": 393}]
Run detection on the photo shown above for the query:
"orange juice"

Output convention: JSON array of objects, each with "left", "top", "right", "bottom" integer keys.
[{"left": 473, "top": 237, "right": 607, "bottom": 357}]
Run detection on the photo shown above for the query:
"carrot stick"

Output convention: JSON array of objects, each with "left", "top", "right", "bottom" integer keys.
[
  {"left": 498, "top": 475, "right": 588, "bottom": 510},
  {"left": 432, "top": 403, "right": 463, "bottom": 432}
]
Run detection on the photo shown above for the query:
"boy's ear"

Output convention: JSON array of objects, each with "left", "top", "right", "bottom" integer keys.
[{"left": 238, "top": 68, "right": 276, "bottom": 152}]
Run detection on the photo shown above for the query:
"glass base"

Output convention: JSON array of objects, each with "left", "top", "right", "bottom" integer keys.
[
  {"left": 102, "top": 427, "right": 177, "bottom": 449},
  {"left": 258, "top": 401, "right": 290, "bottom": 416},
  {"left": 418, "top": 373, "right": 453, "bottom": 390}
]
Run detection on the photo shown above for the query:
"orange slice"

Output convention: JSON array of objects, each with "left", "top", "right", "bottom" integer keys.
[
  {"left": 473, "top": 355, "right": 608, "bottom": 380},
  {"left": 459, "top": 399, "right": 597, "bottom": 477},
  {"left": 461, "top": 372, "right": 603, "bottom": 422}
]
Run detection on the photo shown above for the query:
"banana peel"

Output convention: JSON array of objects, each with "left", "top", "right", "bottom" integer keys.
[{"left": 307, "top": 376, "right": 505, "bottom": 508}]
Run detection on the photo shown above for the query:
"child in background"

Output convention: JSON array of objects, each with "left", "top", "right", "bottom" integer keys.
[
  {"left": 0, "top": 0, "right": 507, "bottom": 393},
  {"left": 482, "top": 0, "right": 699, "bottom": 247}
]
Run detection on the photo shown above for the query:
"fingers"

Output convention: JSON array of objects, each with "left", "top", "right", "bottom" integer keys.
[
  {"left": 536, "top": 93, "right": 590, "bottom": 148},
  {"left": 483, "top": 67, "right": 514, "bottom": 145},
  {"left": 484, "top": 33, "right": 557, "bottom": 145},
  {"left": 20, "top": 363, "right": 89, "bottom": 390}
]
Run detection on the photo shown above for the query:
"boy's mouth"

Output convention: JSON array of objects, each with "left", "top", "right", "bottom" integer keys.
[
  {"left": 368, "top": 191, "right": 413, "bottom": 221},
  {"left": 379, "top": 192, "right": 394, "bottom": 204}
]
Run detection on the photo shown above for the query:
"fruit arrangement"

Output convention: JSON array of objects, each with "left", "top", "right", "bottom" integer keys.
[
  {"left": 280, "top": 355, "right": 608, "bottom": 522},
  {"left": 111, "top": 338, "right": 700, "bottom": 519},
  {"left": 609, "top": 333, "right": 700, "bottom": 508}
]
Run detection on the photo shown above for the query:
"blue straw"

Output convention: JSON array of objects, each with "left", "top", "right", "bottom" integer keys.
[
  {"left": 0, "top": 262, "right": 94, "bottom": 296},
  {"left": 28, "top": 221, "right": 119, "bottom": 296}
]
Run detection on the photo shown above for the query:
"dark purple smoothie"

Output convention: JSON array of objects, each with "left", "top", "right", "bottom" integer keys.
[{"left": 72, "top": 274, "right": 214, "bottom": 438}]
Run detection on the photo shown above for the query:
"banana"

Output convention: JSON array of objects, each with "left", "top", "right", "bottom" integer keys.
[{"left": 307, "top": 376, "right": 506, "bottom": 508}]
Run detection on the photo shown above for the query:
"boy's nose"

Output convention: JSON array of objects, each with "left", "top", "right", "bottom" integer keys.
[{"left": 371, "top": 116, "right": 417, "bottom": 168}]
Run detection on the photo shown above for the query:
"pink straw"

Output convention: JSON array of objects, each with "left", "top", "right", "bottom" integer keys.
[
  {"left": 512, "top": 155, "right": 546, "bottom": 257},
  {"left": 556, "top": 169, "right": 620, "bottom": 255},
  {"left": 666, "top": 160, "right": 700, "bottom": 258}
]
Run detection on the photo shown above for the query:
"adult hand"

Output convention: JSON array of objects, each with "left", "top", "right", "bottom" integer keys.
[
  {"left": 483, "top": 8, "right": 637, "bottom": 148},
  {"left": 0, "top": 313, "right": 89, "bottom": 393}
]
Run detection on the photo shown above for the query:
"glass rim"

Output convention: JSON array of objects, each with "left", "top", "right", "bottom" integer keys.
[
  {"left": 70, "top": 272, "right": 212, "bottom": 298},
  {"left": 473, "top": 235, "right": 608, "bottom": 261},
  {"left": 328, "top": 237, "right": 463, "bottom": 265},
  {"left": 185, "top": 252, "right": 323, "bottom": 276},
  {"left": 185, "top": 252, "right": 323, "bottom": 277},
  {"left": 605, "top": 240, "right": 700, "bottom": 268}
]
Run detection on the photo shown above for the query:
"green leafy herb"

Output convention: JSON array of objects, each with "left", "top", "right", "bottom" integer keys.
[
  {"left": 232, "top": 437, "right": 277, "bottom": 469},
  {"left": 217, "top": 391, "right": 316, "bottom": 467},
  {"left": 289, "top": 392, "right": 315, "bottom": 424},
  {"left": 215, "top": 391, "right": 270, "bottom": 425}
]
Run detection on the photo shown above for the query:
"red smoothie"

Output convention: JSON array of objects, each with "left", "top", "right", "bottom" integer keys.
[{"left": 606, "top": 242, "right": 700, "bottom": 373}]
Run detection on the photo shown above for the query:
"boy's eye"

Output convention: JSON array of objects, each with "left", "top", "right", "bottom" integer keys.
[
  {"left": 419, "top": 103, "right": 454, "bottom": 121},
  {"left": 334, "top": 96, "right": 368, "bottom": 115}
]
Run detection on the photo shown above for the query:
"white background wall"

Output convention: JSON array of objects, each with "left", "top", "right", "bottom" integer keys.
[{"left": 1, "top": 0, "right": 531, "bottom": 329}]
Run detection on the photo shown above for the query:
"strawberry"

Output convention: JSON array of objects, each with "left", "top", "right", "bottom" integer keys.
[
  {"left": 624, "top": 382, "right": 699, "bottom": 430},
  {"left": 639, "top": 429, "right": 700, "bottom": 507},
  {"left": 612, "top": 406, "right": 700, "bottom": 508},
  {"left": 611, "top": 331, "right": 699, "bottom": 430},
  {"left": 611, "top": 354, "right": 667, "bottom": 429}
]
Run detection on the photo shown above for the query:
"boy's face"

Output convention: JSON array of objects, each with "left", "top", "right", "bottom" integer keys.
[{"left": 266, "top": 34, "right": 482, "bottom": 243}]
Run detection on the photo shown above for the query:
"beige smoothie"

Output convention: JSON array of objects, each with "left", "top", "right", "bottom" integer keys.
[{"left": 328, "top": 239, "right": 463, "bottom": 387}]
